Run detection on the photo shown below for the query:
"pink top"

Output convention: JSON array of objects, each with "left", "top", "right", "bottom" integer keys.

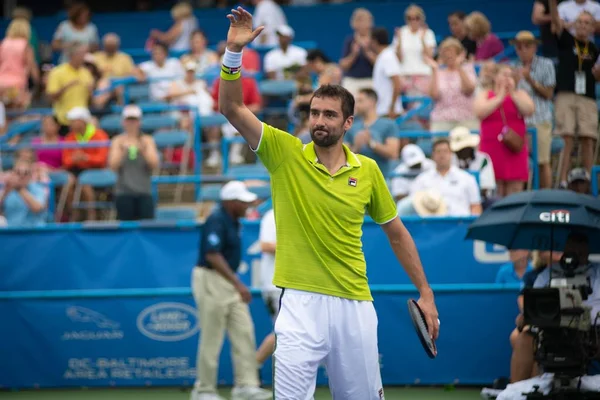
[
  {"left": 32, "top": 137, "right": 64, "bottom": 169},
  {"left": 479, "top": 91, "right": 529, "bottom": 182},
  {"left": 0, "top": 38, "right": 28, "bottom": 90},
  {"left": 430, "top": 64, "right": 477, "bottom": 123},
  {"left": 475, "top": 34, "right": 504, "bottom": 61}
]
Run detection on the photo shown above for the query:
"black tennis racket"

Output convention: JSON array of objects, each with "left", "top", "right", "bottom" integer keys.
[{"left": 407, "top": 299, "right": 437, "bottom": 359}]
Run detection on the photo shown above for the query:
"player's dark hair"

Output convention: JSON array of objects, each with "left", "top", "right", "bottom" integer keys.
[
  {"left": 358, "top": 88, "right": 378, "bottom": 102},
  {"left": 449, "top": 11, "right": 467, "bottom": 20},
  {"left": 371, "top": 27, "right": 390, "bottom": 46},
  {"left": 306, "top": 49, "right": 330, "bottom": 63},
  {"left": 432, "top": 137, "right": 451, "bottom": 152},
  {"left": 311, "top": 84, "right": 355, "bottom": 120}
]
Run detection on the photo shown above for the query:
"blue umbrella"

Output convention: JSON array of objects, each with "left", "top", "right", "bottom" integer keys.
[{"left": 465, "top": 189, "right": 600, "bottom": 252}]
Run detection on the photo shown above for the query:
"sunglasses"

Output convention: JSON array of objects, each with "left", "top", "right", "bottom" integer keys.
[
  {"left": 407, "top": 15, "right": 421, "bottom": 21},
  {"left": 15, "top": 169, "right": 31, "bottom": 177}
]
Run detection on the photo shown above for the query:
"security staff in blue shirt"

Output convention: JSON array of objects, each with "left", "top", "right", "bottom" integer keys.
[{"left": 191, "top": 181, "right": 271, "bottom": 400}]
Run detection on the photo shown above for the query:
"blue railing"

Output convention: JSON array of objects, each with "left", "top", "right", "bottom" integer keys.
[{"left": 593, "top": 165, "right": 600, "bottom": 197}]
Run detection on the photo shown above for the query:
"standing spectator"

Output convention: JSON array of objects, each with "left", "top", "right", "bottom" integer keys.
[
  {"left": 46, "top": 43, "right": 94, "bottom": 135},
  {"left": 390, "top": 144, "right": 435, "bottom": 201},
  {"left": 495, "top": 250, "right": 533, "bottom": 284},
  {"left": 263, "top": 25, "right": 307, "bottom": 80},
  {"left": 567, "top": 167, "right": 592, "bottom": 194},
  {"left": 181, "top": 30, "right": 219, "bottom": 75},
  {"left": 558, "top": 0, "right": 600, "bottom": 40},
  {"left": 476, "top": 60, "right": 497, "bottom": 93},
  {"left": 449, "top": 126, "right": 497, "bottom": 206},
  {"left": 426, "top": 38, "right": 478, "bottom": 132},
  {"left": 465, "top": 12, "right": 505, "bottom": 61},
  {"left": 532, "top": 0, "right": 566, "bottom": 58},
  {"left": 371, "top": 27, "right": 403, "bottom": 118},
  {"left": 339, "top": 8, "right": 375, "bottom": 96},
  {"left": 52, "top": 3, "right": 99, "bottom": 63},
  {"left": 392, "top": 4, "right": 437, "bottom": 96},
  {"left": 62, "top": 107, "right": 109, "bottom": 221},
  {"left": 403, "top": 138, "right": 482, "bottom": 216},
  {"left": 93, "top": 34, "right": 135, "bottom": 80},
  {"left": 447, "top": 11, "right": 477, "bottom": 59},
  {"left": 166, "top": 61, "right": 215, "bottom": 116},
  {"left": 134, "top": 43, "right": 184, "bottom": 102},
  {"left": 256, "top": 208, "right": 279, "bottom": 377},
  {"left": 108, "top": 105, "right": 159, "bottom": 221},
  {"left": 513, "top": 31, "right": 556, "bottom": 189},
  {"left": 191, "top": 181, "right": 271, "bottom": 400},
  {"left": 550, "top": 0, "right": 600, "bottom": 187},
  {"left": 11, "top": 7, "right": 40, "bottom": 65},
  {"left": 474, "top": 65, "right": 534, "bottom": 197},
  {"left": 252, "top": 0, "right": 287, "bottom": 47},
  {"left": 32, "top": 116, "right": 65, "bottom": 171},
  {"left": 0, "top": 19, "right": 39, "bottom": 109},
  {"left": 0, "top": 158, "right": 48, "bottom": 227},
  {"left": 345, "top": 88, "right": 399, "bottom": 175},
  {"left": 149, "top": 1, "right": 199, "bottom": 52}
]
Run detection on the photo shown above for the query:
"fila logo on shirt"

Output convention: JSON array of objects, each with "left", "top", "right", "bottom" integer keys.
[{"left": 348, "top": 177, "right": 357, "bottom": 187}]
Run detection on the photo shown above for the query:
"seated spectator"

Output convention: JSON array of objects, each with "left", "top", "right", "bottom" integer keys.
[
  {"left": 396, "top": 188, "right": 448, "bottom": 217},
  {"left": 513, "top": 31, "right": 556, "bottom": 190},
  {"left": 449, "top": 126, "right": 496, "bottom": 206},
  {"left": 371, "top": 27, "right": 403, "bottom": 118},
  {"left": 216, "top": 40, "right": 261, "bottom": 73},
  {"left": 305, "top": 49, "right": 342, "bottom": 87},
  {"left": 495, "top": 250, "right": 533, "bottom": 284},
  {"left": 392, "top": 4, "right": 437, "bottom": 96},
  {"left": 474, "top": 65, "right": 534, "bottom": 197},
  {"left": 426, "top": 38, "right": 478, "bottom": 132},
  {"left": 0, "top": 158, "right": 48, "bottom": 227},
  {"left": 135, "top": 43, "right": 184, "bottom": 102},
  {"left": 263, "top": 25, "right": 307, "bottom": 80},
  {"left": 447, "top": 11, "right": 477, "bottom": 59},
  {"left": 390, "top": 144, "right": 435, "bottom": 201},
  {"left": 0, "top": 18, "right": 38, "bottom": 109},
  {"left": 567, "top": 167, "right": 592, "bottom": 194},
  {"left": 93, "top": 33, "right": 135, "bottom": 105},
  {"left": 401, "top": 138, "right": 482, "bottom": 217},
  {"left": 108, "top": 105, "right": 159, "bottom": 221},
  {"left": 32, "top": 116, "right": 64, "bottom": 170},
  {"left": 339, "top": 8, "right": 375, "bottom": 96},
  {"left": 558, "top": 0, "right": 600, "bottom": 41},
  {"left": 345, "top": 88, "right": 399, "bottom": 175},
  {"left": 62, "top": 107, "right": 109, "bottom": 221},
  {"left": 52, "top": 3, "right": 99, "bottom": 64},
  {"left": 46, "top": 43, "right": 94, "bottom": 135},
  {"left": 149, "top": 1, "right": 198, "bottom": 52},
  {"left": 465, "top": 12, "right": 505, "bottom": 61},
  {"left": 166, "top": 61, "right": 215, "bottom": 116},
  {"left": 0, "top": 148, "right": 50, "bottom": 185},
  {"left": 181, "top": 30, "right": 219, "bottom": 75}
]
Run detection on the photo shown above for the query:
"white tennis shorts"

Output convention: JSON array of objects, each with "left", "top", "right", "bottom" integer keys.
[{"left": 273, "top": 289, "right": 384, "bottom": 400}]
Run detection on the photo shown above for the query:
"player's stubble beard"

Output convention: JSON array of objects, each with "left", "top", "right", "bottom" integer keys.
[{"left": 310, "top": 125, "right": 345, "bottom": 148}]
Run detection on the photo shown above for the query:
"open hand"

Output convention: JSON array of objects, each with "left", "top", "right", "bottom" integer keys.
[
  {"left": 226, "top": 7, "right": 264, "bottom": 52},
  {"left": 423, "top": 55, "right": 438, "bottom": 70}
]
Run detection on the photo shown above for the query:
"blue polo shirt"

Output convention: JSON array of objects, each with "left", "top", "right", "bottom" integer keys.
[
  {"left": 197, "top": 205, "right": 242, "bottom": 272},
  {"left": 495, "top": 261, "right": 534, "bottom": 284},
  {"left": 345, "top": 117, "right": 398, "bottom": 175}
]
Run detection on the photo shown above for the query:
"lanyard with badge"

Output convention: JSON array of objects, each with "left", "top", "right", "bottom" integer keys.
[{"left": 575, "top": 39, "right": 589, "bottom": 95}]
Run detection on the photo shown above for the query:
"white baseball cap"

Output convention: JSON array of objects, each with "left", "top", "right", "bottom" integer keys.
[
  {"left": 401, "top": 144, "right": 426, "bottom": 167},
  {"left": 66, "top": 106, "right": 92, "bottom": 122},
  {"left": 220, "top": 181, "right": 258, "bottom": 203},
  {"left": 184, "top": 60, "right": 197, "bottom": 71},
  {"left": 449, "top": 126, "right": 480, "bottom": 152},
  {"left": 276, "top": 25, "right": 295, "bottom": 38},
  {"left": 122, "top": 104, "right": 143, "bottom": 119}
]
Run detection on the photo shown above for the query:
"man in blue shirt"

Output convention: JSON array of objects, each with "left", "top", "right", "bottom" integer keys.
[
  {"left": 345, "top": 88, "right": 400, "bottom": 176},
  {"left": 495, "top": 250, "right": 534, "bottom": 284},
  {"left": 0, "top": 159, "right": 48, "bottom": 227},
  {"left": 191, "top": 181, "right": 270, "bottom": 400}
]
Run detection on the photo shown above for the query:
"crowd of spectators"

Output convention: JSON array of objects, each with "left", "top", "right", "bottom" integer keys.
[{"left": 0, "top": 0, "right": 598, "bottom": 228}]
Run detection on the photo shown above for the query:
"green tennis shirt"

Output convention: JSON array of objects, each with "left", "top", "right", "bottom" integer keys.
[{"left": 255, "top": 123, "right": 398, "bottom": 301}]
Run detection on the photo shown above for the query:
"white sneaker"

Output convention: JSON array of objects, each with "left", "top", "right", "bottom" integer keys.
[
  {"left": 205, "top": 151, "right": 221, "bottom": 168},
  {"left": 230, "top": 143, "right": 245, "bottom": 165},
  {"left": 231, "top": 386, "right": 272, "bottom": 400},
  {"left": 190, "top": 390, "right": 226, "bottom": 400}
]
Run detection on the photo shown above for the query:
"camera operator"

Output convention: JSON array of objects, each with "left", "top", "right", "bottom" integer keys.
[{"left": 498, "top": 232, "right": 600, "bottom": 399}]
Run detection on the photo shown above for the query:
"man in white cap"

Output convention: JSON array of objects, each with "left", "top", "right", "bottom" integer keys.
[
  {"left": 390, "top": 143, "right": 435, "bottom": 201},
  {"left": 263, "top": 24, "right": 307, "bottom": 80},
  {"left": 191, "top": 181, "right": 271, "bottom": 400},
  {"left": 449, "top": 126, "right": 496, "bottom": 207},
  {"left": 251, "top": 0, "right": 287, "bottom": 47}
]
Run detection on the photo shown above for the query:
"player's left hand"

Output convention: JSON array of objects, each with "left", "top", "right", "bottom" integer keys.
[{"left": 417, "top": 295, "right": 439, "bottom": 342}]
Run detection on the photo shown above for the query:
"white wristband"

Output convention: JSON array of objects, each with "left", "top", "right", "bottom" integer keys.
[{"left": 223, "top": 48, "right": 243, "bottom": 68}]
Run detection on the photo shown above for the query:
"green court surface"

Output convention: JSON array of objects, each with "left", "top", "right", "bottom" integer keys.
[{"left": 1, "top": 387, "right": 484, "bottom": 399}]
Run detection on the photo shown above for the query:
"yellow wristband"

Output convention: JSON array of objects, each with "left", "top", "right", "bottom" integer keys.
[{"left": 221, "top": 65, "right": 241, "bottom": 81}]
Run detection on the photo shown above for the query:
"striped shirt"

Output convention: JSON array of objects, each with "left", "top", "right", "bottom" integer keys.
[{"left": 515, "top": 56, "right": 556, "bottom": 125}]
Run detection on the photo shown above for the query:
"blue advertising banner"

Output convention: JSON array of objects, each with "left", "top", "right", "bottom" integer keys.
[{"left": 0, "top": 289, "right": 518, "bottom": 389}]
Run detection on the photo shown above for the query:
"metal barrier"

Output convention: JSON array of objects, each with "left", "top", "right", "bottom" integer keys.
[{"left": 593, "top": 165, "right": 600, "bottom": 196}]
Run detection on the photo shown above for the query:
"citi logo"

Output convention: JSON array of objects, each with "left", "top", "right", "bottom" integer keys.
[{"left": 539, "top": 210, "right": 570, "bottom": 223}]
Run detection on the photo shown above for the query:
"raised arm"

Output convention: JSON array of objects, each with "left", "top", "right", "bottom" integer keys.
[{"left": 219, "top": 7, "right": 265, "bottom": 150}]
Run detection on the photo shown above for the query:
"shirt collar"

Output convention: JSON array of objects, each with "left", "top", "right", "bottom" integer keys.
[
  {"left": 302, "top": 141, "right": 362, "bottom": 169},
  {"left": 217, "top": 204, "right": 238, "bottom": 226}
]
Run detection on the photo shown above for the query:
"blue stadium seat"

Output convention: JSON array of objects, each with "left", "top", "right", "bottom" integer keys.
[
  {"left": 3, "top": 119, "right": 41, "bottom": 142},
  {"left": 77, "top": 169, "right": 117, "bottom": 188},
  {"left": 153, "top": 130, "right": 189, "bottom": 149},
  {"left": 155, "top": 206, "right": 197, "bottom": 221},
  {"left": 398, "top": 120, "right": 424, "bottom": 131},
  {"left": 135, "top": 101, "right": 171, "bottom": 109},
  {"left": 249, "top": 184, "right": 271, "bottom": 200},
  {"left": 259, "top": 80, "right": 296, "bottom": 97},
  {"left": 48, "top": 170, "right": 70, "bottom": 187},
  {"left": 200, "top": 184, "right": 223, "bottom": 202},
  {"left": 227, "top": 163, "right": 268, "bottom": 179},
  {"left": 99, "top": 114, "right": 122, "bottom": 134},
  {"left": 199, "top": 114, "right": 228, "bottom": 127},
  {"left": 128, "top": 84, "right": 150, "bottom": 102},
  {"left": 416, "top": 138, "right": 433, "bottom": 157},
  {"left": 141, "top": 114, "right": 178, "bottom": 132}
]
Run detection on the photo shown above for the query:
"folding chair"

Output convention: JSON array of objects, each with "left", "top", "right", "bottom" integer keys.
[
  {"left": 141, "top": 114, "right": 178, "bottom": 132},
  {"left": 259, "top": 80, "right": 297, "bottom": 98},
  {"left": 72, "top": 169, "right": 117, "bottom": 221},
  {"left": 48, "top": 170, "right": 71, "bottom": 222},
  {"left": 199, "top": 184, "right": 223, "bottom": 202},
  {"left": 99, "top": 114, "right": 123, "bottom": 136},
  {"left": 155, "top": 206, "right": 197, "bottom": 221},
  {"left": 127, "top": 84, "right": 151, "bottom": 103}
]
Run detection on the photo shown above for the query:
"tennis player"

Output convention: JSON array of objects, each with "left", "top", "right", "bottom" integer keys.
[{"left": 219, "top": 8, "right": 440, "bottom": 399}]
